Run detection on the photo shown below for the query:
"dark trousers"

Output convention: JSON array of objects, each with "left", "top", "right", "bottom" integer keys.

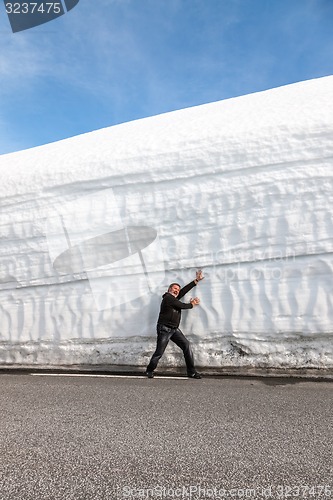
[{"left": 146, "top": 323, "right": 196, "bottom": 375}]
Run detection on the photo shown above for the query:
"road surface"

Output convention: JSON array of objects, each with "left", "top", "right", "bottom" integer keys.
[{"left": 0, "top": 372, "right": 332, "bottom": 499}]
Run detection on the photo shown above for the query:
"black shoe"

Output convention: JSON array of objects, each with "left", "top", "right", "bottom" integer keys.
[
  {"left": 187, "top": 372, "right": 202, "bottom": 379},
  {"left": 145, "top": 371, "right": 154, "bottom": 378}
]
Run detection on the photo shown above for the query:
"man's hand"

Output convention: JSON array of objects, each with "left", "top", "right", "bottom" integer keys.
[
  {"left": 195, "top": 269, "right": 204, "bottom": 283},
  {"left": 190, "top": 297, "right": 200, "bottom": 306}
]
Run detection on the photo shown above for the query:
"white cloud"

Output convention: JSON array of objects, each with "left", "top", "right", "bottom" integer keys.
[{"left": 0, "top": 37, "right": 43, "bottom": 84}]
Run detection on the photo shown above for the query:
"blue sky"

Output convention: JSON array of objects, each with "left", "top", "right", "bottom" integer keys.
[{"left": 0, "top": 0, "right": 333, "bottom": 155}]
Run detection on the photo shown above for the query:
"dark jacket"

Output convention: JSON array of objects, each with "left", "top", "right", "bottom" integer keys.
[{"left": 157, "top": 280, "right": 197, "bottom": 328}]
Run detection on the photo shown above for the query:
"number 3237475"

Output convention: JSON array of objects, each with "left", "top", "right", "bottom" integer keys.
[{"left": 5, "top": 3, "right": 62, "bottom": 14}]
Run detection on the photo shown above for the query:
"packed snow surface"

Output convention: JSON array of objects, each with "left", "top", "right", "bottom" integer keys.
[{"left": 1, "top": 76, "right": 333, "bottom": 370}]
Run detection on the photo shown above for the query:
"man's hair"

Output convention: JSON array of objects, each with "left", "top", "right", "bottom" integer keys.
[{"left": 168, "top": 282, "right": 181, "bottom": 291}]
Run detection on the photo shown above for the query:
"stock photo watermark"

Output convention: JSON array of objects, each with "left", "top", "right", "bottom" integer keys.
[
  {"left": 3, "top": 0, "right": 80, "bottom": 33},
  {"left": 163, "top": 245, "right": 297, "bottom": 286},
  {"left": 117, "top": 483, "right": 332, "bottom": 499},
  {"left": 44, "top": 188, "right": 297, "bottom": 312},
  {"left": 45, "top": 188, "right": 165, "bottom": 311}
]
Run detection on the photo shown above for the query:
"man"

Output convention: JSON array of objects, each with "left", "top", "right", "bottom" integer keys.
[{"left": 145, "top": 270, "right": 204, "bottom": 379}]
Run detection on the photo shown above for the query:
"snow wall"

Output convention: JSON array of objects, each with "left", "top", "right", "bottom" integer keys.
[{"left": 1, "top": 76, "right": 333, "bottom": 373}]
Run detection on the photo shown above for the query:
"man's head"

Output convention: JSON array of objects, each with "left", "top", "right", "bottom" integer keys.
[{"left": 168, "top": 283, "right": 181, "bottom": 297}]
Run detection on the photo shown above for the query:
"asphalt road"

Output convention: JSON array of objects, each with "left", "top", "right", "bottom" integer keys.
[{"left": 0, "top": 373, "right": 332, "bottom": 500}]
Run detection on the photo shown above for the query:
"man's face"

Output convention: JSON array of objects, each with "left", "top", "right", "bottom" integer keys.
[{"left": 169, "top": 284, "right": 180, "bottom": 297}]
